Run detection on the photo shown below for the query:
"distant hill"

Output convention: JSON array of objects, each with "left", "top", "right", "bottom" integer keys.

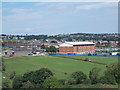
[{"left": 1, "top": 33, "right": 119, "bottom": 41}]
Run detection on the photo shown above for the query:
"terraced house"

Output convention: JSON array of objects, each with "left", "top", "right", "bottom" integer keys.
[{"left": 59, "top": 42, "right": 95, "bottom": 54}]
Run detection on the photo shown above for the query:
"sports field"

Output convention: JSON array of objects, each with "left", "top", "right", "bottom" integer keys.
[{"left": 3, "top": 55, "right": 118, "bottom": 80}]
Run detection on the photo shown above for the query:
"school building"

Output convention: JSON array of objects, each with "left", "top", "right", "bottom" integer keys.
[{"left": 59, "top": 42, "right": 95, "bottom": 54}]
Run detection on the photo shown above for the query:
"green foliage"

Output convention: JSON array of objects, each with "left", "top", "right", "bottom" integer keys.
[
  {"left": 106, "top": 62, "right": 120, "bottom": 83},
  {"left": 41, "top": 44, "right": 45, "bottom": 49},
  {"left": 71, "top": 71, "right": 87, "bottom": 84},
  {"left": 45, "top": 47, "right": 50, "bottom": 52},
  {"left": 49, "top": 46, "right": 57, "bottom": 52},
  {"left": 50, "top": 41, "right": 57, "bottom": 43},
  {"left": 100, "top": 71, "right": 116, "bottom": 85},
  {"left": 22, "top": 68, "right": 53, "bottom": 87},
  {"left": 45, "top": 46, "right": 57, "bottom": 52},
  {"left": 21, "top": 81, "right": 35, "bottom": 88},
  {"left": 99, "top": 62, "right": 119, "bottom": 85},
  {"left": 22, "top": 71, "right": 34, "bottom": 82},
  {"left": 43, "top": 76, "right": 61, "bottom": 88},
  {"left": 89, "top": 67, "right": 101, "bottom": 84},
  {"left": 13, "top": 76, "right": 23, "bottom": 88}
]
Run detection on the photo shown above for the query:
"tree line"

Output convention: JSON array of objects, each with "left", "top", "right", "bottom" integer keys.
[{"left": 2, "top": 33, "right": 119, "bottom": 41}]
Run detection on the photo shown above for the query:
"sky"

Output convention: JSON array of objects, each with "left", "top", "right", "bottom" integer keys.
[{"left": 2, "top": 2, "right": 118, "bottom": 35}]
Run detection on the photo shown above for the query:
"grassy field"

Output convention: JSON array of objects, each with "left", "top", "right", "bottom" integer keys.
[
  {"left": 58, "top": 55, "right": 118, "bottom": 64},
  {"left": 2, "top": 55, "right": 110, "bottom": 80}
]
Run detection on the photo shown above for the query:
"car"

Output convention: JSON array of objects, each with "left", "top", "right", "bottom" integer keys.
[{"left": 28, "top": 53, "right": 33, "bottom": 55}]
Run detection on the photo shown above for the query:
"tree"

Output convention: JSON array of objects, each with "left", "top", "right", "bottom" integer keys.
[
  {"left": 89, "top": 67, "right": 100, "bottom": 84},
  {"left": 49, "top": 46, "right": 57, "bottom": 52},
  {"left": 50, "top": 41, "right": 57, "bottom": 43},
  {"left": 22, "top": 71, "right": 34, "bottom": 82},
  {"left": 71, "top": 71, "right": 87, "bottom": 84},
  {"left": 22, "top": 68, "right": 53, "bottom": 87},
  {"left": 43, "top": 76, "right": 61, "bottom": 88},
  {"left": 106, "top": 62, "right": 119, "bottom": 83},
  {"left": 41, "top": 44, "right": 45, "bottom": 49},
  {"left": 13, "top": 76, "right": 23, "bottom": 88},
  {"left": 45, "top": 47, "right": 50, "bottom": 52},
  {"left": 2, "top": 43, "right": 5, "bottom": 47},
  {"left": 100, "top": 70, "right": 116, "bottom": 84}
]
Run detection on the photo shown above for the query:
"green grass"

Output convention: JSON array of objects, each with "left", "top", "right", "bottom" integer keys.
[
  {"left": 60, "top": 55, "right": 118, "bottom": 64},
  {"left": 3, "top": 55, "right": 107, "bottom": 79}
]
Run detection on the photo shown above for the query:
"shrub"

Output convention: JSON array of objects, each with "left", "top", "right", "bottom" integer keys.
[
  {"left": 43, "top": 76, "right": 61, "bottom": 88},
  {"left": 106, "top": 62, "right": 120, "bottom": 83},
  {"left": 100, "top": 71, "right": 116, "bottom": 85},
  {"left": 13, "top": 76, "right": 23, "bottom": 88},
  {"left": 22, "top": 68, "right": 53, "bottom": 87},
  {"left": 71, "top": 71, "right": 87, "bottom": 84},
  {"left": 89, "top": 67, "right": 101, "bottom": 84}
]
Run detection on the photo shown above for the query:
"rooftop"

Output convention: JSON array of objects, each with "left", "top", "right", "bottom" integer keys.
[{"left": 59, "top": 42, "right": 95, "bottom": 47}]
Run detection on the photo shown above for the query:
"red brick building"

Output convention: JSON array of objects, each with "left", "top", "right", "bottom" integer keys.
[{"left": 59, "top": 42, "right": 95, "bottom": 54}]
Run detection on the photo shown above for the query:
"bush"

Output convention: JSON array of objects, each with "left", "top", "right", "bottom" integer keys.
[
  {"left": 71, "top": 71, "right": 87, "bottom": 84},
  {"left": 106, "top": 62, "right": 120, "bottom": 83},
  {"left": 89, "top": 67, "right": 101, "bottom": 84},
  {"left": 43, "top": 76, "right": 61, "bottom": 88},
  {"left": 22, "top": 68, "right": 53, "bottom": 87},
  {"left": 100, "top": 71, "right": 116, "bottom": 85},
  {"left": 13, "top": 76, "right": 23, "bottom": 88}
]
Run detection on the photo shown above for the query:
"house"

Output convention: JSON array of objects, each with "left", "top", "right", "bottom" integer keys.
[{"left": 59, "top": 42, "right": 95, "bottom": 54}]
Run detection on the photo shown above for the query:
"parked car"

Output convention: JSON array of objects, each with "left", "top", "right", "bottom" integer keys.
[{"left": 28, "top": 53, "right": 33, "bottom": 56}]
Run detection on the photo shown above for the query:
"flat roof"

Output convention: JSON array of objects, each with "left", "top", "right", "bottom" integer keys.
[{"left": 59, "top": 42, "right": 95, "bottom": 47}]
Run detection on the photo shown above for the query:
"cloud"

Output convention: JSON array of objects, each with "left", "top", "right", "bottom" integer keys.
[
  {"left": 23, "top": 28, "right": 33, "bottom": 32},
  {"left": 76, "top": 2, "right": 117, "bottom": 10},
  {"left": 4, "top": 8, "right": 42, "bottom": 21},
  {"left": 56, "top": 5, "right": 69, "bottom": 10},
  {"left": 11, "top": 8, "right": 33, "bottom": 14},
  {"left": 35, "top": 2, "right": 48, "bottom": 6}
]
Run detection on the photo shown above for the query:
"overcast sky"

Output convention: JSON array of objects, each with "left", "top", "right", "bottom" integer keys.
[{"left": 2, "top": 2, "right": 118, "bottom": 35}]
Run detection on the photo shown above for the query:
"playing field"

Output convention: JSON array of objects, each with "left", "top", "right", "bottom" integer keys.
[{"left": 3, "top": 55, "right": 118, "bottom": 79}]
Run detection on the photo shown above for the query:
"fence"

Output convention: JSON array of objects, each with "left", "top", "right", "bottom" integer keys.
[{"left": 48, "top": 53, "right": 120, "bottom": 57}]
